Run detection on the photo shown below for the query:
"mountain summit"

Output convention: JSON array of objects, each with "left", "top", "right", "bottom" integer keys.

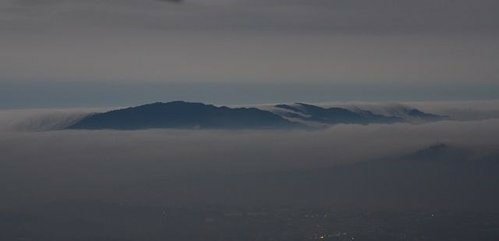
[{"left": 67, "top": 101, "right": 301, "bottom": 130}]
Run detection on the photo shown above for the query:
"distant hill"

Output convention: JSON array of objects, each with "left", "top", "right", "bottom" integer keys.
[
  {"left": 67, "top": 101, "right": 447, "bottom": 130},
  {"left": 213, "top": 143, "right": 499, "bottom": 210}
]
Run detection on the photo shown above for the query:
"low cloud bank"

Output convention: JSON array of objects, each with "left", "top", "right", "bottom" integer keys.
[
  {"left": 0, "top": 108, "right": 105, "bottom": 131},
  {"left": 0, "top": 101, "right": 498, "bottom": 210},
  {"left": 326, "top": 100, "right": 499, "bottom": 121}
]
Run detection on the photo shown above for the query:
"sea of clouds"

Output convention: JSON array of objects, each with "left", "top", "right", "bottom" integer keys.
[{"left": 1, "top": 101, "right": 498, "bottom": 209}]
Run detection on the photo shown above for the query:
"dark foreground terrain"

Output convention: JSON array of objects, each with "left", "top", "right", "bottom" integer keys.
[
  {"left": 2, "top": 203, "right": 499, "bottom": 241},
  {"left": 1, "top": 126, "right": 498, "bottom": 241}
]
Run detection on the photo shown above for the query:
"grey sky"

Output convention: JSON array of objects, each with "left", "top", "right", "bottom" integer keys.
[
  {"left": 1, "top": 0, "right": 498, "bottom": 107},
  {"left": 2, "top": 0, "right": 498, "bottom": 32}
]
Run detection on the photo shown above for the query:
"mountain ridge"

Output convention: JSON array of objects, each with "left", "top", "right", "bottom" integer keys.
[{"left": 67, "top": 101, "right": 447, "bottom": 130}]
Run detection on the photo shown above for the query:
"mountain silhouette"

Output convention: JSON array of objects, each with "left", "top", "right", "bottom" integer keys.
[
  {"left": 67, "top": 101, "right": 446, "bottom": 130},
  {"left": 401, "top": 143, "right": 469, "bottom": 161},
  {"left": 241, "top": 143, "right": 499, "bottom": 210}
]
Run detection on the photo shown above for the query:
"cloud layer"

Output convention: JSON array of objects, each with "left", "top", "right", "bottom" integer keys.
[{"left": 1, "top": 102, "right": 499, "bottom": 210}]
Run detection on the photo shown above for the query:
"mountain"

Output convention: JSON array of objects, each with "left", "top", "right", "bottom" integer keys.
[
  {"left": 67, "top": 101, "right": 302, "bottom": 130},
  {"left": 223, "top": 143, "right": 499, "bottom": 210},
  {"left": 273, "top": 103, "right": 403, "bottom": 125},
  {"left": 67, "top": 101, "right": 446, "bottom": 130},
  {"left": 381, "top": 105, "right": 449, "bottom": 122}
]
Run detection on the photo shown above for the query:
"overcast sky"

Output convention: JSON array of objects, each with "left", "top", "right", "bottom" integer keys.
[{"left": 1, "top": 0, "right": 498, "bottom": 108}]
